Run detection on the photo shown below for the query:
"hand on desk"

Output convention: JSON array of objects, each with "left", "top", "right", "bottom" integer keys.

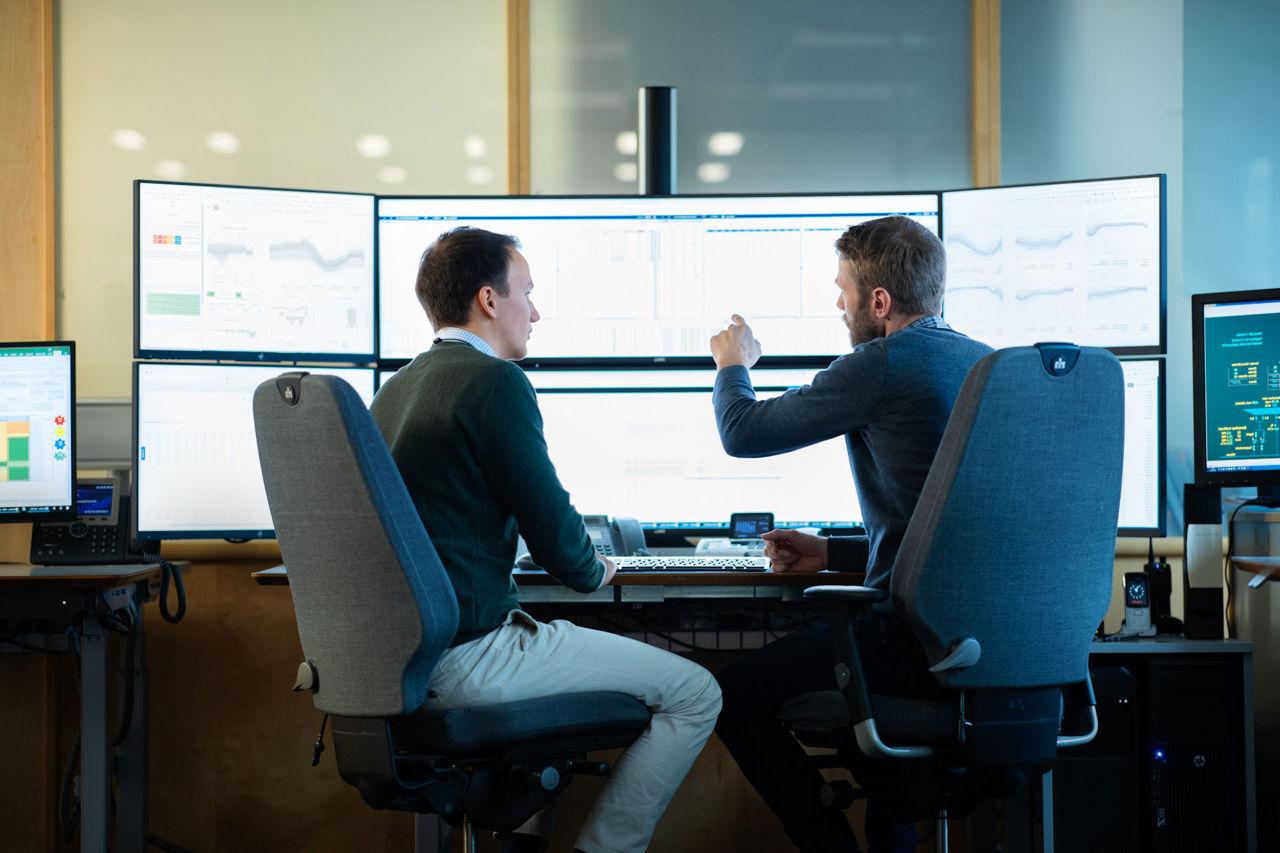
[
  {"left": 599, "top": 554, "right": 617, "bottom": 587},
  {"left": 762, "top": 529, "right": 827, "bottom": 573},
  {"left": 710, "top": 314, "right": 763, "bottom": 369}
]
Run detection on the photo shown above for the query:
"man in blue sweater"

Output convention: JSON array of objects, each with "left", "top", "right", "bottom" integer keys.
[
  {"left": 372, "top": 227, "right": 721, "bottom": 853},
  {"left": 708, "top": 216, "right": 992, "bottom": 852}
]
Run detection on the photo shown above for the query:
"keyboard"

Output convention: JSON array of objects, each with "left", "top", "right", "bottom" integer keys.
[{"left": 611, "top": 556, "right": 770, "bottom": 573}]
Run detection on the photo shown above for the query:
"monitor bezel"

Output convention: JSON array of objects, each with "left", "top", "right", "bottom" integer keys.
[
  {"left": 133, "top": 179, "right": 378, "bottom": 364},
  {"left": 131, "top": 359, "right": 375, "bottom": 541},
  {"left": 1117, "top": 356, "right": 1167, "bottom": 538},
  {"left": 938, "top": 173, "right": 1168, "bottom": 357},
  {"left": 1192, "top": 287, "right": 1280, "bottom": 488},
  {"left": 0, "top": 340, "right": 77, "bottom": 523},
  {"left": 374, "top": 189, "right": 943, "bottom": 368}
]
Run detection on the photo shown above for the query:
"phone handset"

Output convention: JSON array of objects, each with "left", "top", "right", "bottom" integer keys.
[
  {"left": 515, "top": 515, "right": 646, "bottom": 570},
  {"left": 608, "top": 516, "right": 645, "bottom": 556}
]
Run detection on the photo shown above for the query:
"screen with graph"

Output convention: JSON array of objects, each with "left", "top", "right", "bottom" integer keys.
[
  {"left": 941, "top": 176, "right": 1164, "bottom": 353},
  {"left": 1195, "top": 290, "right": 1280, "bottom": 485},
  {"left": 523, "top": 368, "right": 861, "bottom": 529},
  {"left": 1118, "top": 359, "right": 1165, "bottom": 535},
  {"left": 0, "top": 343, "right": 75, "bottom": 521},
  {"left": 135, "top": 181, "right": 375, "bottom": 361},
  {"left": 133, "top": 363, "right": 375, "bottom": 538},
  {"left": 377, "top": 193, "right": 940, "bottom": 362}
]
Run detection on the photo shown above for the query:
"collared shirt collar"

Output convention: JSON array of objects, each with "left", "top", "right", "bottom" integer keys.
[
  {"left": 433, "top": 327, "right": 498, "bottom": 358},
  {"left": 906, "top": 315, "right": 950, "bottom": 331}
]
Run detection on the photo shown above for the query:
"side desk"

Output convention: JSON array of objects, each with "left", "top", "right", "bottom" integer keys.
[{"left": 0, "top": 562, "right": 163, "bottom": 853}]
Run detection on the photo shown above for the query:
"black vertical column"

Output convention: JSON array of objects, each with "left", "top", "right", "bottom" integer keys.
[{"left": 638, "top": 86, "right": 677, "bottom": 195}]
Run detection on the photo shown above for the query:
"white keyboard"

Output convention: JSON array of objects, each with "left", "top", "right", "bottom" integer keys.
[{"left": 611, "top": 555, "right": 770, "bottom": 573}]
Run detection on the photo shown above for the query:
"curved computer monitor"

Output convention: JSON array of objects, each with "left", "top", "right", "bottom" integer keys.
[
  {"left": 941, "top": 175, "right": 1166, "bottom": 355},
  {"left": 0, "top": 342, "right": 76, "bottom": 522},
  {"left": 525, "top": 368, "right": 860, "bottom": 533},
  {"left": 135, "top": 180, "right": 376, "bottom": 363},
  {"left": 1193, "top": 288, "right": 1280, "bottom": 487},
  {"left": 376, "top": 192, "right": 940, "bottom": 364}
]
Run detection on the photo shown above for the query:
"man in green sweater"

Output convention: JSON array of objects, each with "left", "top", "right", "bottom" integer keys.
[{"left": 370, "top": 227, "right": 721, "bottom": 853}]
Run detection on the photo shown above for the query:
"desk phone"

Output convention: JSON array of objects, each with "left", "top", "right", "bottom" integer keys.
[{"left": 30, "top": 478, "right": 144, "bottom": 565}]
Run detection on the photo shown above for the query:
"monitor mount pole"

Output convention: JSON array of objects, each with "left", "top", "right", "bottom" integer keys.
[{"left": 638, "top": 86, "right": 677, "bottom": 196}]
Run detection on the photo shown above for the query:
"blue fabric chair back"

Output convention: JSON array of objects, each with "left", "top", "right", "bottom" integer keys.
[
  {"left": 890, "top": 346, "right": 1124, "bottom": 690},
  {"left": 253, "top": 373, "right": 459, "bottom": 716}
]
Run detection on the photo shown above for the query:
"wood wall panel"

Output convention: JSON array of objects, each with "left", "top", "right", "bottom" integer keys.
[
  {"left": 143, "top": 561, "right": 412, "bottom": 852},
  {"left": 1, "top": 3, "right": 58, "bottom": 850},
  {"left": 971, "top": 0, "right": 1001, "bottom": 187},
  {"left": 506, "top": 0, "right": 530, "bottom": 195}
]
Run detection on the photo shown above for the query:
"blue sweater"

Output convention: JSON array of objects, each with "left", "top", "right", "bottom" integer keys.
[{"left": 713, "top": 319, "right": 993, "bottom": 588}]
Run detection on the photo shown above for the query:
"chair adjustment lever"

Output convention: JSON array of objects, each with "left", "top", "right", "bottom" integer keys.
[
  {"left": 929, "top": 636, "right": 982, "bottom": 673},
  {"left": 293, "top": 660, "right": 319, "bottom": 692}
]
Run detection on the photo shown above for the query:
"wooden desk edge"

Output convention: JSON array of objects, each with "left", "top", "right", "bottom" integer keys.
[
  {"left": 253, "top": 566, "right": 865, "bottom": 588},
  {"left": 0, "top": 562, "right": 164, "bottom": 588}
]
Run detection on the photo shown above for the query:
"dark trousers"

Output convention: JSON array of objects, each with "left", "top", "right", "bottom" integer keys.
[{"left": 715, "top": 612, "right": 941, "bottom": 853}]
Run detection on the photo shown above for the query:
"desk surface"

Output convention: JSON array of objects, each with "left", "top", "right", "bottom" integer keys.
[
  {"left": 252, "top": 565, "right": 865, "bottom": 587},
  {"left": 0, "top": 562, "right": 162, "bottom": 589},
  {"left": 1090, "top": 636, "right": 1253, "bottom": 654}
]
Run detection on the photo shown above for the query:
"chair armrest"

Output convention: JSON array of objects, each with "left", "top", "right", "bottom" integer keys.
[
  {"left": 802, "top": 585, "right": 889, "bottom": 605},
  {"left": 820, "top": 597, "right": 933, "bottom": 759},
  {"left": 1057, "top": 675, "right": 1099, "bottom": 749}
]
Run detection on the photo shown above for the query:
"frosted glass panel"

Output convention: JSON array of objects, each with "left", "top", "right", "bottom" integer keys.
[
  {"left": 58, "top": 0, "right": 506, "bottom": 395},
  {"left": 531, "top": 0, "right": 970, "bottom": 194}
]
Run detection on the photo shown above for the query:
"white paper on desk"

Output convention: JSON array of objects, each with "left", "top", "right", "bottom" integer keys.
[{"left": 1185, "top": 523, "right": 1224, "bottom": 588}]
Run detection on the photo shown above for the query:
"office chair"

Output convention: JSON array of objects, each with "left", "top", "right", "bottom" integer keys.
[
  {"left": 252, "top": 372, "right": 652, "bottom": 849},
  {"left": 779, "top": 344, "right": 1124, "bottom": 852}
]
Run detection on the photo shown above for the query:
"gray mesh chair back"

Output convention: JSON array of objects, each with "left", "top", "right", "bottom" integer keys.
[
  {"left": 253, "top": 373, "right": 459, "bottom": 717},
  {"left": 891, "top": 345, "right": 1125, "bottom": 690}
]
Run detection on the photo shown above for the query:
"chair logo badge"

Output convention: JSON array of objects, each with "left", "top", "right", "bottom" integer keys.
[
  {"left": 284, "top": 385, "right": 295, "bottom": 401},
  {"left": 1053, "top": 356, "right": 1067, "bottom": 373}
]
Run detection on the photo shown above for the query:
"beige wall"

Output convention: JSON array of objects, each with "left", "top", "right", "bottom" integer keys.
[{"left": 56, "top": 0, "right": 507, "bottom": 397}]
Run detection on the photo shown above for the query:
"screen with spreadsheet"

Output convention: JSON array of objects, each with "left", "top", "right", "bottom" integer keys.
[
  {"left": 1118, "top": 359, "right": 1165, "bottom": 535},
  {"left": 941, "top": 176, "right": 1164, "bottom": 354},
  {"left": 134, "top": 363, "right": 375, "bottom": 539},
  {"left": 0, "top": 343, "right": 75, "bottom": 521},
  {"left": 135, "top": 181, "right": 375, "bottom": 361},
  {"left": 526, "top": 368, "right": 861, "bottom": 529},
  {"left": 377, "top": 193, "right": 940, "bottom": 362}
]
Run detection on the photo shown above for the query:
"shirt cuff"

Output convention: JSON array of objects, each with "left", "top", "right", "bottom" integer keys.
[{"left": 826, "top": 535, "right": 870, "bottom": 571}]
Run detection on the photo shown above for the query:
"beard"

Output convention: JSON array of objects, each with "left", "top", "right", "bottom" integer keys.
[{"left": 844, "top": 304, "right": 885, "bottom": 347}]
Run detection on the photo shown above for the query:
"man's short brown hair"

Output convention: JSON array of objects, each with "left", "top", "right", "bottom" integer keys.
[
  {"left": 834, "top": 216, "right": 946, "bottom": 316},
  {"left": 415, "top": 226, "right": 521, "bottom": 328}
]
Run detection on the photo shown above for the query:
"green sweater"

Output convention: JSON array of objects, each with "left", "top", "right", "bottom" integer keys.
[{"left": 370, "top": 341, "right": 603, "bottom": 645}]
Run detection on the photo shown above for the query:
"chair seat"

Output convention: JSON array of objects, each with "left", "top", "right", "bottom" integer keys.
[
  {"left": 781, "top": 691, "right": 960, "bottom": 748},
  {"left": 393, "top": 691, "right": 652, "bottom": 757}
]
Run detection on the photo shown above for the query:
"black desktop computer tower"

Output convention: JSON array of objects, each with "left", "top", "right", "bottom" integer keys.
[
  {"left": 1053, "top": 665, "right": 1141, "bottom": 852},
  {"left": 1147, "top": 660, "right": 1246, "bottom": 852},
  {"left": 1055, "top": 657, "right": 1247, "bottom": 852}
]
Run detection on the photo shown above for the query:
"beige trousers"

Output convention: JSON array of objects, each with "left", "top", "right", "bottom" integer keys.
[{"left": 425, "top": 610, "right": 722, "bottom": 853}]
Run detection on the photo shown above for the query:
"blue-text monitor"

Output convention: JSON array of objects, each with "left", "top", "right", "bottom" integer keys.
[
  {"left": 0, "top": 342, "right": 75, "bottom": 521},
  {"left": 526, "top": 369, "right": 860, "bottom": 530},
  {"left": 135, "top": 181, "right": 375, "bottom": 362},
  {"left": 1193, "top": 289, "right": 1280, "bottom": 488},
  {"left": 377, "top": 193, "right": 940, "bottom": 362},
  {"left": 133, "top": 363, "right": 375, "bottom": 539},
  {"left": 941, "top": 175, "right": 1165, "bottom": 354}
]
